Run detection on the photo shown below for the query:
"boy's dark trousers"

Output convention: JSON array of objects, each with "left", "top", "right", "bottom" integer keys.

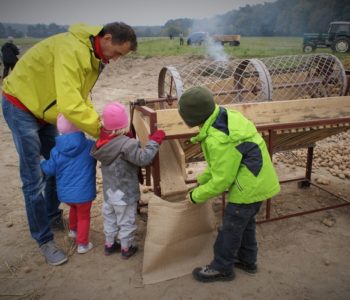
[{"left": 210, "top": 201, "right": 262, "bottom": 274}]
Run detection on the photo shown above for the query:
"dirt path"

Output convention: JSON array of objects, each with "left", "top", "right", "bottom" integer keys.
[{"left": 0, "top": 56, "right": 349, "bottom": 300}]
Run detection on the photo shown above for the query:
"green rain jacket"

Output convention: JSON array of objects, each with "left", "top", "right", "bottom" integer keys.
[
  {"left": 2, "top": 23, "right": 103, "bottom": 138},
  {"left": 191, "top": 105, "right": 280, "bottom": 204}
]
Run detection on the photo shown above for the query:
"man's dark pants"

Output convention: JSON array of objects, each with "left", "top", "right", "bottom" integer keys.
[{"left": 2, "top": 96, "right": 62, "bottom": 246}]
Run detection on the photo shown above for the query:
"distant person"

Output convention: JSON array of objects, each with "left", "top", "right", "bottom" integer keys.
[
  {"left": 1, "top": 36, "right": 20, "bottom": 78},
  {"left": 1, "top": 22, "right": 137, "bottom": 266},
  {"left": 91, "top": 101, "right": 165, "bottom": 259},
  {"left": 41, "top": 114, "right": 96, "bottom": 255},
  {"left": 179, "top": 32, "right": 184, "bottom": 46},
  {"left": 177, "top": 86, "right": 280, "bottom": 283},
  {"left": 169, "top": 33, "right": 173, "bottom": 40}
]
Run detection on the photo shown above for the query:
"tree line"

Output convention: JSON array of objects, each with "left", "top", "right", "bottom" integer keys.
[
  {"left": 162, "top": 0, "right": 349, "bottom": 37},
  {"left": 0, "top": 23, "right": 67, "bottom": 38},
  {"left": 1, "top": 0, "right": 349, "bottom": 39}
]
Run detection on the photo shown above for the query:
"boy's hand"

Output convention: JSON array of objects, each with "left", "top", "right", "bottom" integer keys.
[{"left": 149, "top": 130, "right": 166, "bottom": 145}]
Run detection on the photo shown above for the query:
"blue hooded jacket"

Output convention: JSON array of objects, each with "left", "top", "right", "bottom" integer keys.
[{"left": 41, "top": 132, "right": 96, "bottom": 204}]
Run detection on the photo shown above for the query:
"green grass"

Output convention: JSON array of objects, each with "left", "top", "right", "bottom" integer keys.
[
  {"left": 2, "top": 36, "right": 349, "bottom": 62},
  {"left": 133, "top": 36, "right": 306, "bottom": 58},
  {"left": 229, "top": 36, "right": 303, "bottom": 57},
  {"left": 133, "top": 37, "right": 208, "bottom": 57},
  {"left": 131, "top": 36, "right": 350, "bottom": 62}
]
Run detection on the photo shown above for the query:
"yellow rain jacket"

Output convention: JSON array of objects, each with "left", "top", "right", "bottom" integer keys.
[{"left": 3, "top": 23, "right": 104, "bottom": 138}]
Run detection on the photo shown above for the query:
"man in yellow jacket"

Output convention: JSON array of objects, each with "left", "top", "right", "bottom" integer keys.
[{"left": 1, "top": 22, "right": 137, "bottom": 265}]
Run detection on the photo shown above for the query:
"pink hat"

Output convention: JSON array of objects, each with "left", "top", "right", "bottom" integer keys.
[
  {"left": 102, "top": 102, "right": 129, "bottom": 130},
  {"left": 57, "top": 114, "right": 79, "bottom": 134}
]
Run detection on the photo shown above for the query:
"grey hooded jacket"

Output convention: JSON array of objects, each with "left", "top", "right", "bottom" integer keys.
[{"left": 91, "top": 135, "right": 159, "bottom": 205}]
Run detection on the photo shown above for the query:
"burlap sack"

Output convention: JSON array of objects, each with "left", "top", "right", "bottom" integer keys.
[{"left": 142, "top": 194, "right": 216, "bottom": 284}]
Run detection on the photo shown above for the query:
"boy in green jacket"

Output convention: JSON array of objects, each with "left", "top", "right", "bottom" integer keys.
[{"left": 178, "top": 86, "right": 280, "bottom": 283}]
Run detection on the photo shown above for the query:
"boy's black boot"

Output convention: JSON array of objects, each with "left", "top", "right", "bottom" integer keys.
[
  {"left": 234, "top": 260, "right": 257, "bottom": 274},
  {"left": 192, "top": 265, "right": 235, "bottom": 283}
]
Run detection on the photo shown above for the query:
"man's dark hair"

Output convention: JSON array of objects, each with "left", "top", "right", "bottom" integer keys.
[{"left": 99, "top": 22, "right": 137, "bottom": 51}]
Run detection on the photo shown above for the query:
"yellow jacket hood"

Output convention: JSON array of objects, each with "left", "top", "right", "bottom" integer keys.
[{"left": 69, "top": 23, "right": 102, "bottom": 48}]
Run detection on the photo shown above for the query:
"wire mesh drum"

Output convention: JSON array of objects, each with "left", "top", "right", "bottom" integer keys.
[{"left": 158, "top": 54, "right": 347, "bottom": 105}]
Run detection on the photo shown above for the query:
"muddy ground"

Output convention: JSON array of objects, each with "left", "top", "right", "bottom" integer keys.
[{"left": 0, "top": 56, "right": 349, "bottom": 300}]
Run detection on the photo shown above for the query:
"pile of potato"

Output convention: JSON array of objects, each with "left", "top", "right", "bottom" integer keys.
[{"left": 274, "top": 131, "right": 350, "bottom": 180}]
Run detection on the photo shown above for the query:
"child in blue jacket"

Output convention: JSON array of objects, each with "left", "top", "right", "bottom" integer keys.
[{"left": 41, "top": 114, "right": 96, "bottom": 254}]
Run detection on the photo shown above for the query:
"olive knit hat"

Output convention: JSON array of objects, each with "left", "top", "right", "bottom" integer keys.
[{"left": 178, "top": 86, "right": 215, "bottom": 127}]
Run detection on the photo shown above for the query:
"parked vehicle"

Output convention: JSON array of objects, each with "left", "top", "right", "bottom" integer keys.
[
  {"left": 212, "top": 35, "right": 241, "bottom": 46},
  {"left": 303, "top": 33, "right": 329, "bottom": 52},
  {"left": 187, "top": 32, "right": 209, "bottom": 45},
  {"left": 303, "top": 21, "right": 350, "bottom": 53},
  {"left": 187, "top": 32, "right": 241, "bottom": 47},
  {"left": 328, "top": 21, "right": 350, "bottom": 52}
]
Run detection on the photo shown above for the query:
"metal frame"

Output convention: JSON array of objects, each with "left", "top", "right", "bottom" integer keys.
[{"left": 131, "top": 97, "right": 350, "bottom": 223}]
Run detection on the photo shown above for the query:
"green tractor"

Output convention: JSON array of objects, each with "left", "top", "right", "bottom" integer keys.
[{"left": 303, "top": 21, "right": 350, "bottom": 53}]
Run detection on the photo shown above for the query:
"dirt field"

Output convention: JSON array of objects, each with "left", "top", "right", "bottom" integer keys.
[{"left": 0, "top": 56, "right": 350, "bottom": 300}]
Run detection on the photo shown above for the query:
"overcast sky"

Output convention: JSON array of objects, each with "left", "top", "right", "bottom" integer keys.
[{"left": 0, "top": 0, "right": 274, "bottom": 26}]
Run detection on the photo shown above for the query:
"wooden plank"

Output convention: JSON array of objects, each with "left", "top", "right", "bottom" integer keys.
[
  {"left": 229, "top": 96, "right": 350, "bottom": 127},
  {"left": 159, "top": 141, "right": 188, "bottom": 201},
  {"left": 132, "top": 110, "right": 150, "bottom": 147},
  {"left": 169, "top": 139, "right": 187, "bottom": 179},
  {"left": 156, "top": 96, "right": 350, "bottom": 137}
]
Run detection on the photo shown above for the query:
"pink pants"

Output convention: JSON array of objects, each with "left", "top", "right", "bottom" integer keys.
[{"left": 68, "top": 202, "right": 92, "bottom": 245}]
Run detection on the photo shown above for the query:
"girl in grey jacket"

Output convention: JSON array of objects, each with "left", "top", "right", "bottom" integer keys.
[{"left": 91, "top": 101, "right": 165, "bottom": 259}]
